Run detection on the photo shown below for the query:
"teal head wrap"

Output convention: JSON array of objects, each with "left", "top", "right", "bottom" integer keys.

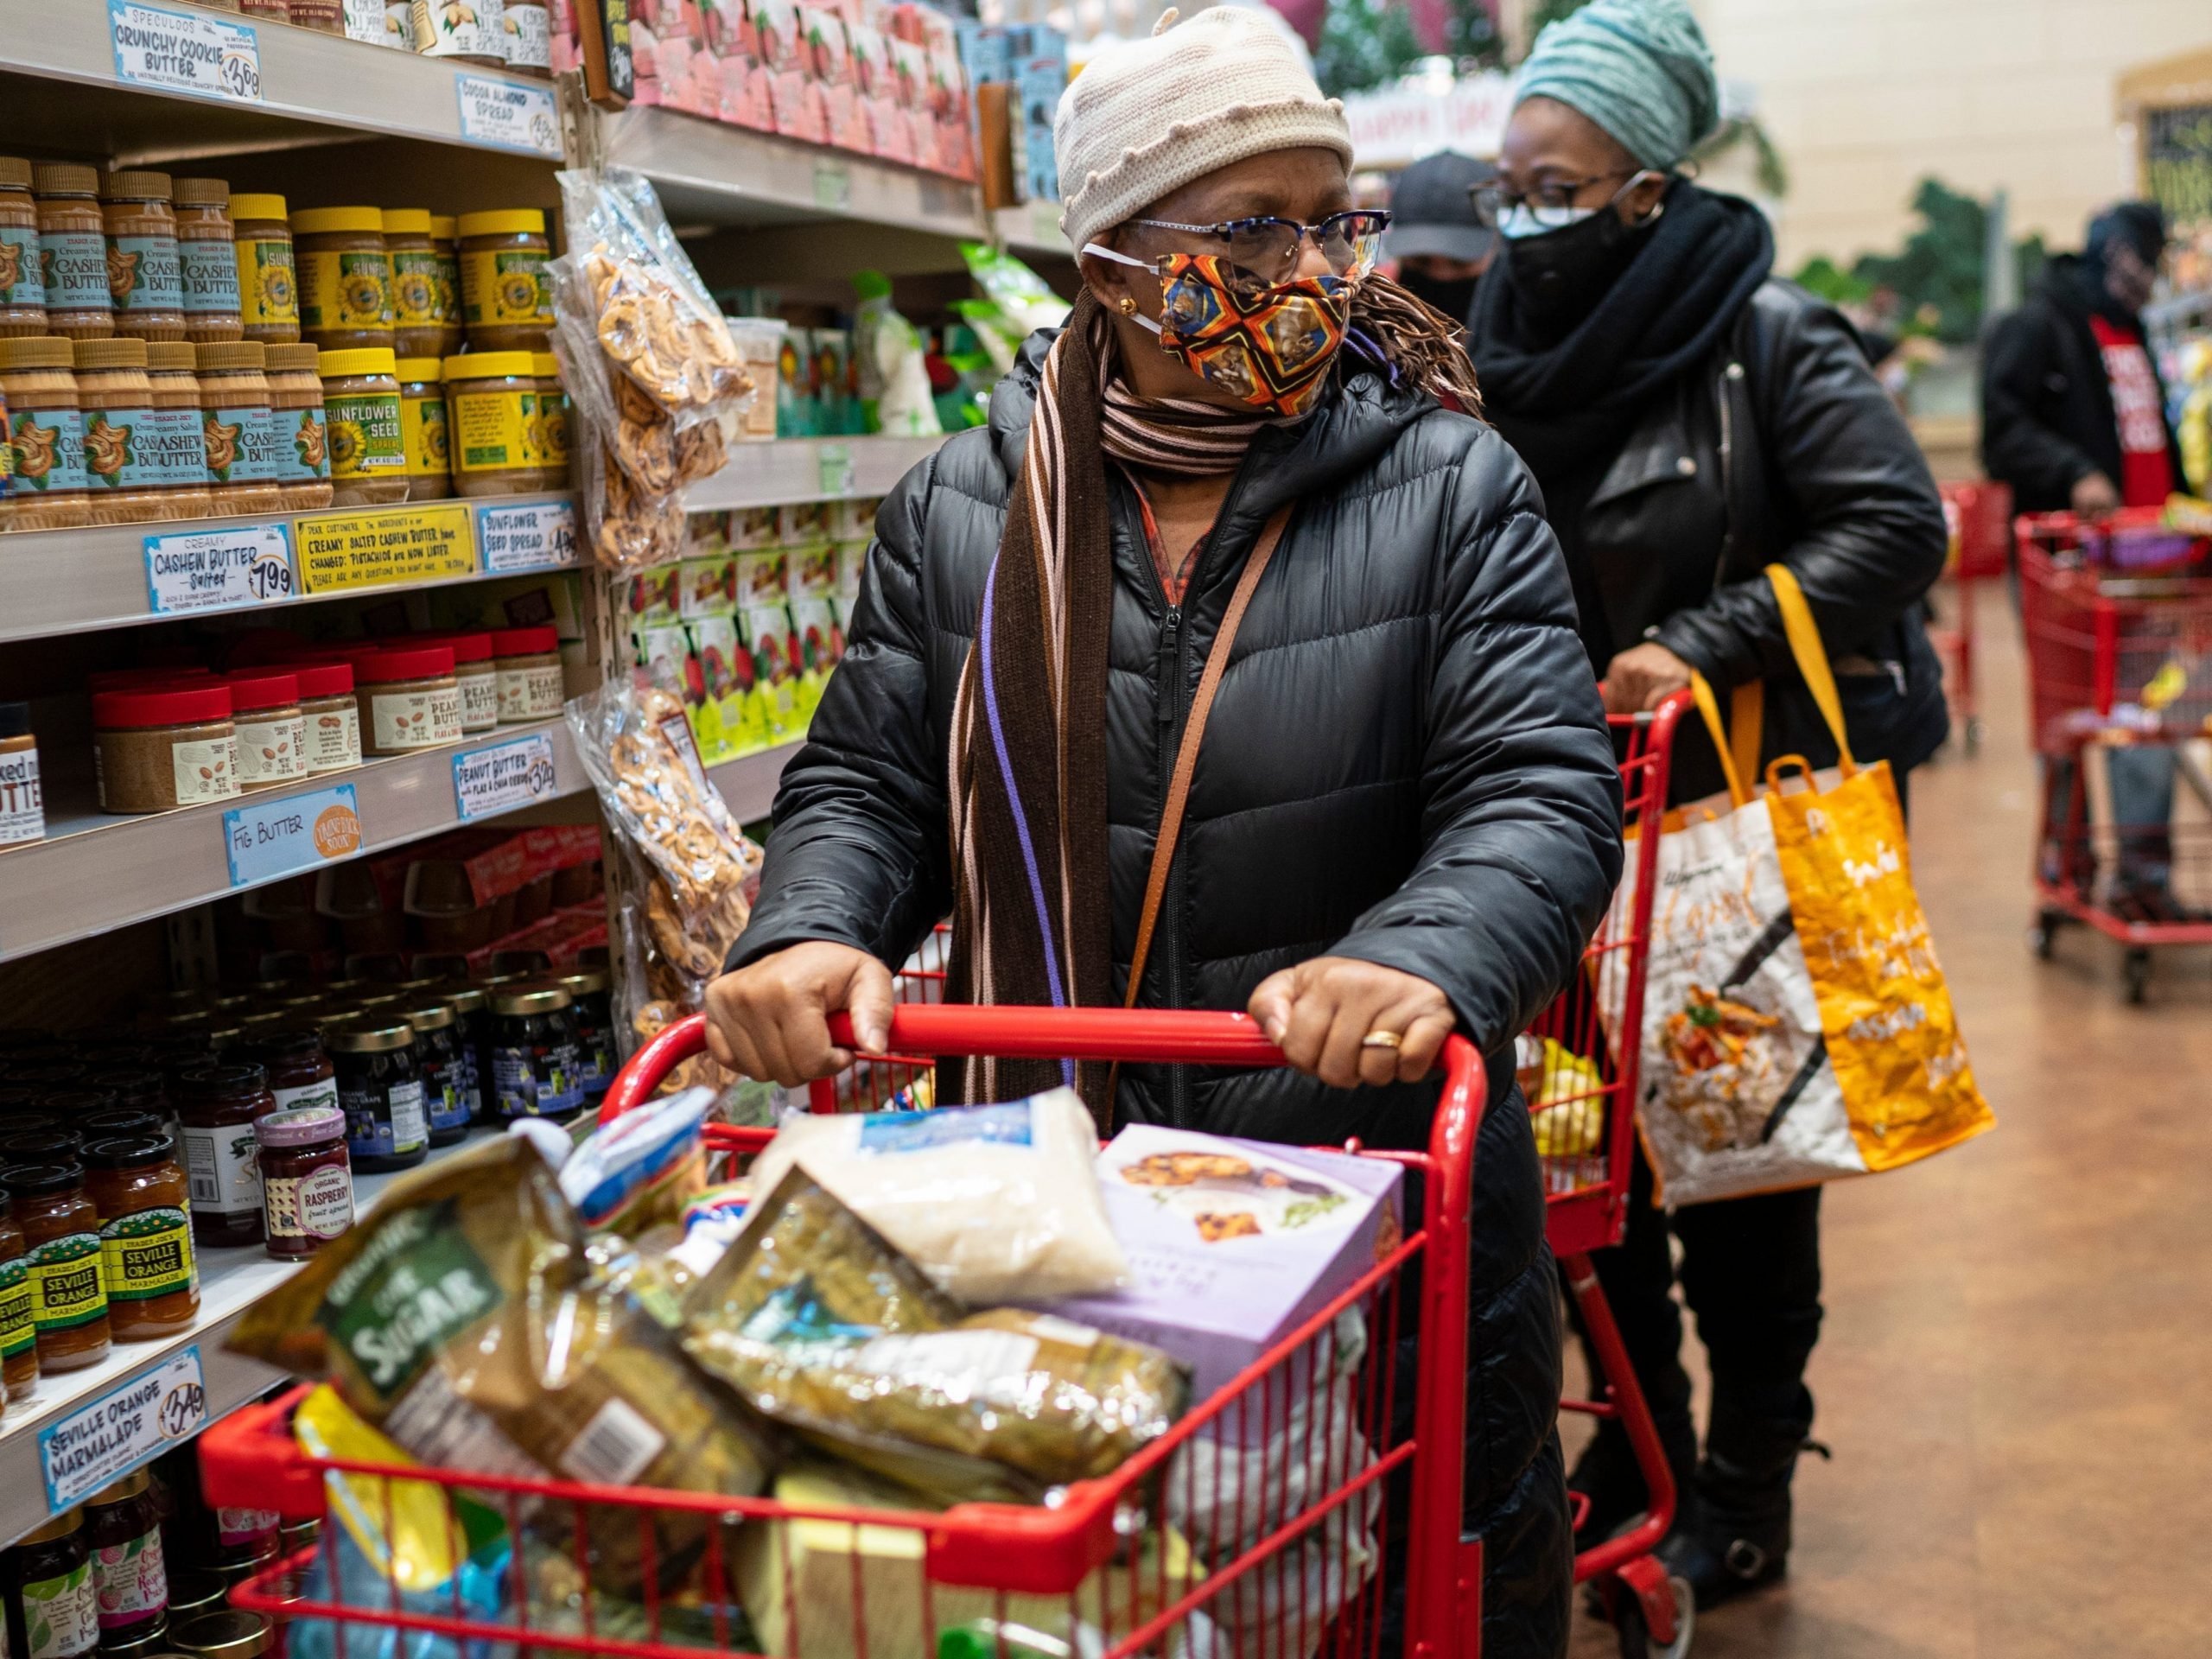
[{"left": 1512, "top": 0, "right": 1719, "bottom": 171}]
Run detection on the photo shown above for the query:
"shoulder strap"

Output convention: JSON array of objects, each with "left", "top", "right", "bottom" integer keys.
[{"left": 1122, "top": 503, "right": 1295, "bottom": 1009}]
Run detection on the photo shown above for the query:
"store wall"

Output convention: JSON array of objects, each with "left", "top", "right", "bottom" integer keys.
[{"left": 1698, "top": 0, "right": 2212, "bottom": 270}]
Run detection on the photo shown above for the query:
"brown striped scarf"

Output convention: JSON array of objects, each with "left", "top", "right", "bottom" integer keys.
[{"left": 944, "top": 279, "right": 1479, "bottom": 1124}]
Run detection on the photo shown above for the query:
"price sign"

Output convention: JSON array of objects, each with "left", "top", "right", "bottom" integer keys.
[
  {"left": 109, "top": 0, "right": 261, "bottom": 103},
  {"left": 476, "top": 499, "right": 578, "bottom": 573},
  {"left": 144, "top": 524, "right": 295, "bottom": 616},
  {"left": 816, "top": 443, "right": 855, "bottom": 499},
  {"left": 453, "top": 732, "right": 561, "bottom": 820},
  {"left": 39, "top": 1348, "right": 207, "bottom": 1513},
  {"left": 813, "top": 162, "right": 852, "bottom": 212},
  {"left": 454, "top": 73, "right": 563, "bottom": 157},
  {"left": 295, "top": 502, "right": 475, "bottom": 593},
  {"left": 223, "top": 784, "right": 363, "bottom": 888}
]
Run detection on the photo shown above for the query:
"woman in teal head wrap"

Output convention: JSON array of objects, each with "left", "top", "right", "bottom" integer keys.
[{"left": 1470, "top": 0, "right": 1953, "bottom": 1620}]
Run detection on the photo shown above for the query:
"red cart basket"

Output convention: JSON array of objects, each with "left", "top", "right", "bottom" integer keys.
[
  {"left": 2017, "top": 508, "right": 2212, "bottom": 1001},
  {"left": 198, "top": 702, "right": 1689, "bottom": 1659},
  {"left": 1923, "top": 480, "right": 2013, "bottom": 754}
]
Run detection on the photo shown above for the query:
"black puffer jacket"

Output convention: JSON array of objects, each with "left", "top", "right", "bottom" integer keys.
[
  {"left": 732, "top": 333, "right": 1624, "bottom": 1658},
  {"left": 1557, "top": 281, "right": 1951, "bottom": 803}
]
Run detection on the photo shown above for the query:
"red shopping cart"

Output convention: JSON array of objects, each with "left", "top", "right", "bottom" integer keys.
[
  {"left": 197, "top": 702, "right": 1688, "bottom": 1659},
  {"left": 2018, "top": 508, "right": 2212, "bottom": 1001},
  {"left": 1923, "top": 480, "right": 2013, "bottom": 755}
]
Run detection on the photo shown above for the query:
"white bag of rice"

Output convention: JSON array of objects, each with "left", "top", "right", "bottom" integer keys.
[{"left": 744, "top": 1088, "right": 1128, "bottom": 1303}]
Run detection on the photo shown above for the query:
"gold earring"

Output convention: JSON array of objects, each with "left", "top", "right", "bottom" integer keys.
[{"left": 1117, "top": 296, "right": 1138, "bottom": 316}]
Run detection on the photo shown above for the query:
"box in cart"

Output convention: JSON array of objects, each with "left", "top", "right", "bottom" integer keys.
[{"left": 1042, "top": 1125, "right": 1404, "bottom": 1421}]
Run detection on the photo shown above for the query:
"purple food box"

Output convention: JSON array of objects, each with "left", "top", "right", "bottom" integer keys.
[{"left": 1040, "top": 1125, "right": 1404, "bottom": 1423}]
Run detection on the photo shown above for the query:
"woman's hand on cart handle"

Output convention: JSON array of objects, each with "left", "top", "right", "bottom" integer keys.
[
  {"left": 704, "top": 941, "right": 895, "bottom": 1086},
  {"left": 1601, "top": 641, "right": 1694, "bottom": 715},
  {"left": 1248, "top": 957, "right": 1456, "bottom": 1089}
]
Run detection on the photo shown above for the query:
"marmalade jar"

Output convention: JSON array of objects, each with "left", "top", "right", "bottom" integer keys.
[
  {"left": 84, "top": 1471, "right": 168, "bottom": 1643},
  {"left": 82, "top": 1133, "right": 198, "bottom": 1339},
  {"left": 1, "top": 1161, "right": 110, "bottom": 1372},
  {"left": 0, "top": 1192, "right": 33, "bottom": 1401},
  {"left": 3, "top": 1508, "right": 99, "bottom": 1659},
  {"left": 175, "top": 1063, "right": 276, "bottom": 1247}
]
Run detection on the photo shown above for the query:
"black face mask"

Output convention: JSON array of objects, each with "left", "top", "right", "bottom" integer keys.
[
  {"left": 1503, "top": 205, "right": 1655, "bottom": 334},
  {"left": 1398, "top": 267, "right": 1478, "bottom": 324}
]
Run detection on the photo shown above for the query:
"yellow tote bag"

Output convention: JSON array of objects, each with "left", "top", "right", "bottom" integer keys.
[{"left": 1756, "top": 566, "right": 1994, "bottom": 1173}]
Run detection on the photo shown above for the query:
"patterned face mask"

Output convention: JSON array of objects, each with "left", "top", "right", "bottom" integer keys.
[{"left": 1084, "top": 245, "right": 1351, "bottom": 417}]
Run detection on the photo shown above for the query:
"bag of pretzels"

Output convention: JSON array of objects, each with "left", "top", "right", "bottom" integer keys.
[
  {"left": 567, "top": 677, "right": 764, "bottom": 1094},
  {"left": 550, "top": 167, "right": 756, "bottom": 570}
]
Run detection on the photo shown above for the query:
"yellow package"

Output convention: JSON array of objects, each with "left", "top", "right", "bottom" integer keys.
[{"left": 294, "top": 1383, "right": 494, "bottom": 1594}]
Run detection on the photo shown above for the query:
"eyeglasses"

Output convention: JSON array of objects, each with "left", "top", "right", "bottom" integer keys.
[
  {"left": 1470, "top": 170, "right": 1644, "bottom": 231},
  {"left": 1123, "top": 210, "right": 1391, "bottom": 299}
]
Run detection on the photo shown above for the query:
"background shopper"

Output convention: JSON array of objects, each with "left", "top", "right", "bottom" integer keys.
[
  {"left": 1466, "top": 0, "right": 1950, "bottom": 1609},
  {"left": 1385, "top": 149, "right": 1498, "bottom": 326},
  {"left": 706, "top": 10, "right": 1624, "bottom": 1653}
]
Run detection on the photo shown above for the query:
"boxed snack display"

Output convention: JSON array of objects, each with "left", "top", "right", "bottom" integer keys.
[
  {"left": 754, "top": 0, "right": 827, "bottom": 143},
  {"left": 1043, "top": 1125, "right": 1405, "bottom": 1418},
  {"left": 803, "top": 5, "right": 873, "bottom": 155}
]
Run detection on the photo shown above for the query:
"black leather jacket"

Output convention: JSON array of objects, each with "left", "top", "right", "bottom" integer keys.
[
  {"left": 731, "top": 331, "right": 1624, "bottom": 1657},
  {"left": 1563, "top": 280, "right": 1951, "bottom": 800}
]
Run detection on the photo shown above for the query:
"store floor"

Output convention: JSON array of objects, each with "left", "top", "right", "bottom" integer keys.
[{"left": 1562, "top": 588, "right": 2212, "bottom": 1658}]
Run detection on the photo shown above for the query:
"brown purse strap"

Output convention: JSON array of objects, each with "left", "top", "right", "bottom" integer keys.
[{"left": 1122, "top": 503, "right": 1295, "bottom": 1010}]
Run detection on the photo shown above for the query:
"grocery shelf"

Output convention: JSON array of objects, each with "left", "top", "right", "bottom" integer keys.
[
  {"left": 602, "top": 109, "right": 983, "bottom": 238},
  {"left": 0, "top": 494, "right": 586, "bottom": 646},
  {"left": 685, "top": 435, "right": 947, "bottom": 512},
  {"left": 994, "top": 199, "right": 1073, "bottom": 260},
  {"left": 0, "top": 718, "right": 588, "bottom": 966},
  {"left": 0, "top": 0, "right": 566, "bottom": 162},
  {"left": 706, "top": 738, "right": 802, "bottom": 821},
  {"left": 0, "top": 1127, "right": 505, "bottom": 1549}
]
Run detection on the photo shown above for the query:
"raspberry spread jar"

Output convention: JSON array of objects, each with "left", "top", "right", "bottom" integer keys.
[{"left": 256, "top": 1103, "right": 352, "bottom": 1258}]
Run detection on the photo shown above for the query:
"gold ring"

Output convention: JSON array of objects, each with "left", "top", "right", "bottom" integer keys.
[{"left": 1361, "top": 1029, "right": 1403, "bottom": 1051}]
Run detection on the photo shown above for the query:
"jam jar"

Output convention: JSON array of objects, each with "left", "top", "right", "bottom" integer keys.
[
  {"left": 435, "top": 985, "right": 486, "bottom": 1123},
  {"left": 325, "top": 1020, "right": 427, "bottom": 1173},
  {"left": 3, "top": 1508, "right": 99, "bottom": 1659},
  {"left": 487, "top": 986, "right": 580, "bottom": 1119},
  {"left": 0, "top": 1192, "right": 33, "bottom": 1402},
  {"left": 84, "top": 1470, "right": 168, "bottom": 1646},
  {"left": 175, "top": 1063, "right": 277, "bottom": 1248},
  {"left": 1, "top": 1161, "right": 109, "bottom": 1372},
  {"left": 398, "top": 1001, "right": 469, "bottom": 1147},
  {"left": 256, "top": 1104, "right": 352, "bottom": 1259},
  {"left": 556, "top": 968, "right": 615, "bottom": 1102},
  {"left": 241, "top": 1027, "right": 337, "bottom": 1115},
  {"left": 83, "top": 1134, "right": 197, "bottom": 1338}
]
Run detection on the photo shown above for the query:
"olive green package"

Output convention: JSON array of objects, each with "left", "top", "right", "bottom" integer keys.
[
  {"left": 230, "top": 1136, "right": 778, "bottom": 1590},
  {"left": 681, "top": 1167, "right": 1187, "bottom": 1504}
]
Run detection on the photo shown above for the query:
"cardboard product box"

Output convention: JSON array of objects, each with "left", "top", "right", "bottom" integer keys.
[
  {"left": 850, "top": 22, "right": 912, "bottom": 163},
  {"left": 725, "top": 503, "right": 784, "bottom": 550},
  {"left": 807, "top": 328, "right": 853, "bottom": 435},
  {"left": 776, "top": 324, "right": 817, "bottom": 436},
  {"left": 803, "top": 4, "right": 874, "bottom": 153},
  {"left": 887, "top": 36, "right": 937, "bottom": 171},
  {"left": 1014, "top": 50, "right": 1064, "bottom": 204},
  {"left": 831, "top": 495, "right": 880, "bottom": 542},
  {"left": 737, "top": 600, "right": 806, "bottom": 741},
  {"left": 790, "top": 541, "right": 837, "bottom": 598},
  {"left": 685, "top": 613, "right": 746, "bottom": 761},
  {"left": 777, "top": 500, "right": 831, "bottom": 545},
  {"left": 1042, "top": 1125, "right": 1406, "bottom": 1426},
  {"left": 752, "top": 0, "right": 826, "bottom": 142},
  {"left": 953, "top": 16, "right": 1011, "bottom": 87},
  {"left": 735, "top": 547, "right": 791, "bottom": 608},
  {"left": 624, "top": 564, "right": 683, "bottom": 628},
  {"left": 681, "top": 553, "right": 737, "bottom": 618},
  {"left": 928, "top": 43, "right": 974, "bottom": 180}
]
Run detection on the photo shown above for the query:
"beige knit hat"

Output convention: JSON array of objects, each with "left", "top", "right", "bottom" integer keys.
[{"left": 1055, "top": 6, "right": 1354, "bottom": 252}]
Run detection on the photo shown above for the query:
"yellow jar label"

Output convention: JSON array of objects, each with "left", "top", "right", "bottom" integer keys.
[
  {"left": 100, "top": 1206, "right": 196, "bottom": 1301},
  {"left": 540, "top": 392, "right": 570, "bottom": 469},
  {"left": 326, "top": 390, "right": 405, "bottom": 479},
  {"left": 402, "top": 390, "right": 450, "bottom": 478},
  {"left": 300, "top": 246, "right": 394, "bottom": 334},
  {"left": 28, "top": 1232, "right": 106, "bottom": 1332},
  {"left": 460, "top": 248, "right": 550, "bottom": 330},
  {"left": 453, "top": 387, "right": 532, "bottom": 473},
  {"left": 0, "top": 1257, "right": 33, "bottom": 1357},
  {"left": 238, "top": 236, "right": 300, "bottom": 328},
  {"left": 391, "top": 249, "right": 443, "bottom": 330}
]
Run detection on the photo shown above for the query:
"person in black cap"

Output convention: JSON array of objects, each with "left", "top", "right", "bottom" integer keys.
[{"left": 1384, "top": 149, "right": 1497, "bottom": 325}]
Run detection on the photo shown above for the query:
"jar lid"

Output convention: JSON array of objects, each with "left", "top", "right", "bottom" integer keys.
[
  {"left": 257, "top": 1103, "right": 345, "bottom": 1147},
  {"left": 290, "top": 206, "right": 385, "bottom": 236},
  {"left": 443, "top": 351, "right": 534, "bottom": 381},
  {"left": 394, "top": 357, "right": 442, "bottom": 383},
  {"left": 286, "top": 661, "right": 355, "bottom": 698},
  {"left": 0, "top": 337, "right": 76, "bottom": 372},
  {"left": 0, "top": 1128, "right": 82, "bottom": 1159},
  {"left": 557, "top": 968, "right": 610, "bottom": 996},
  {"left": 492, "top": 986, "right": 572, "bottom": 1016},
  {"left": 455, "top": 208, "right": 546, "bottom": 238},
  {"left": 225, "top": 671, "right": 299, "bottom": 711},
  {"left": 355, "top": 645, "right": 454, "bottom": 683},
  {"left": 170, "top": 1609, "right": 274, "bottom": 1659},
  {"left": 7, "top": 1060, "right": 86, "bottom": 1084},
  {"left": 89, "top": 665, "right": 215, "bottom": 693},
  {"left": 493, "top": 626, "right": 558, "bottom": 656},
  {"left": 531, "top": 353, "right": 560, "bottom": 378},
  {"left": 81, "top": 1132, "right": 177, "bottom": 1170},
  {"left": 102, "top": 169, "right": 175, "bottom": 202},
  {"left": 439, "top": 985, "right": 486, "bottom": 1014},
  {"left": 82, "top": 1071, "right": 165, "bottom": 1106},
  {"left": 0, "top": 701, "right": 29, "bottom": 740},
  {"left": 423, "top": 630, "right": 491, "bottom": 664},
  {"left": 148, "top": 340, "right": 199, "bottom": 372},
  {"left": 64, "top": 1103, "right": 158, "bottom": 1136},
  {"left": 266, "top": 343, "right": 323, "bottom": 374},
  {"left": 400, "top": 1001, "right": 455, "bottom": 1032},
  {"left": 325, "top": 1020, "right": 414, "bottom": 1054},
  {"left": 93, "top": 683, "right": 234, "bottom": 729},
  {"left": 74, "top": 336, "right": 149, "bottom": 370},
  {"left": 0, "top": 157, "right": 30, "bottom": 191},
  {"left": 197, "top": 340, "right": 268, "bottom": 372},
  {"left": 429, "top": 213, "right": 457, "bottom": 240},
  {"left": 319, "top": 347, "right": 399, "bottom": 379},
  {"left": 32, "top": 161, "right": 100, "bottom": 197},
  {"left": 18, "top": 1508, "right": 83, "bottom": 1546},
  {"left": 174, "top": 177, "right": 231, "bottom": 208},
  {"left": 230, "top": 193, "right": 288, "bottom": 222},
  {"left": 380, "top": 207, "right": 432, "bottom": 236},
  {"left": 88, "top": 1470, "right": 153, "bottom": 1506},
  {"left": 176, "top": 1061, "right": 268, "bottom": 1097},
  {"left": 0, "top": 1161, "right": 85, "bottom": 1196}
]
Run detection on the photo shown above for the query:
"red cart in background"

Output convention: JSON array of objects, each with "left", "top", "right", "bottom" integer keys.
[
  {"left": 200, "top": 702, "right": 1691, "bottom": 1659},
  {"left": 1924, "top": 479, "right": 2013, "bottom": 755},
  {"left": 2018, "top": 507, "right": 2212, "bottom": 1001}
]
